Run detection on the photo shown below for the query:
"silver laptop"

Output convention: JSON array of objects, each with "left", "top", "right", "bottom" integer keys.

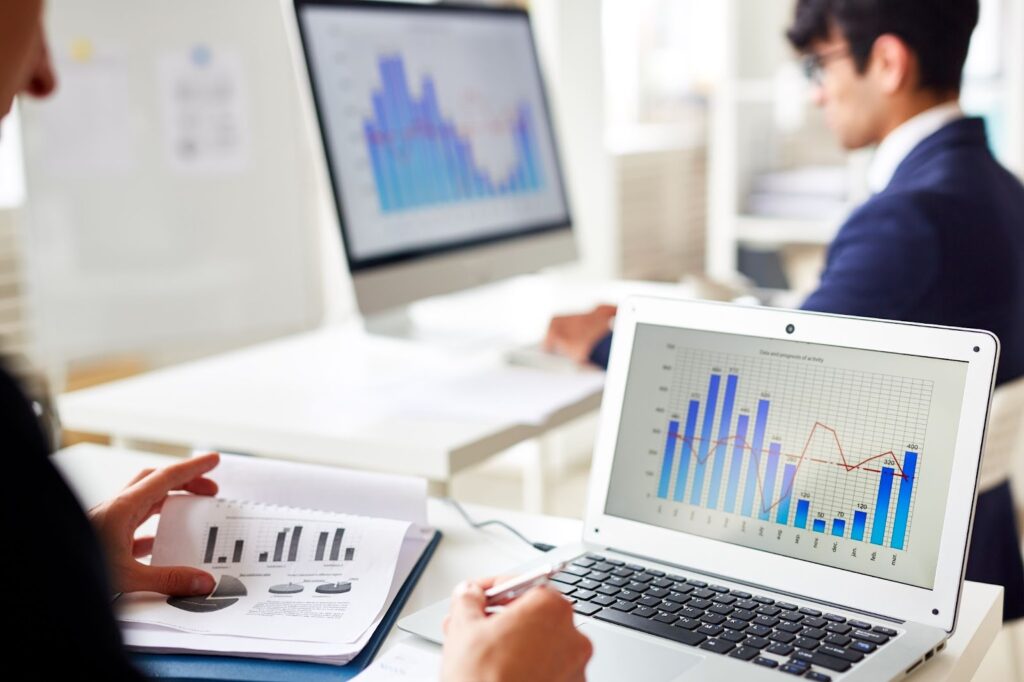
[{"left": 401, "top": 297, "right": 998, "bottom": 681}]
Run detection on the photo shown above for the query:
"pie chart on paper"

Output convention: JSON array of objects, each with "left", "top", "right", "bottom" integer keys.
[{"left": 167, "top": 575, "right": 247, "bottom": 613}]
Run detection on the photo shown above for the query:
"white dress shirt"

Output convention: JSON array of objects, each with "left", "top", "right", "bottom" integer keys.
[{"left": 866, "top": 101, "right": 964, "bottom": 193}]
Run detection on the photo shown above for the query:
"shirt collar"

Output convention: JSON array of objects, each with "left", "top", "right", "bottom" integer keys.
[{"left": 867, "top": 101, "right": 964, "bottom": 193}]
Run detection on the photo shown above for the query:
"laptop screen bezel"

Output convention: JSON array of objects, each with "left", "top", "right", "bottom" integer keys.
[{"left": 583, "top": 296, "right": 997, "bottom": 634}]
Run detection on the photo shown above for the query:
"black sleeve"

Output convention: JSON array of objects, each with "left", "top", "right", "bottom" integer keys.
[{"left": 1, "top": 366, "right": 145, "bottom": 679}]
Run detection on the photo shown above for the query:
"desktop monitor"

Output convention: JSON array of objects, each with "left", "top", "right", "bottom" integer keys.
[{"left": 293, "top": 0, "right": 576, "bottom": 319}]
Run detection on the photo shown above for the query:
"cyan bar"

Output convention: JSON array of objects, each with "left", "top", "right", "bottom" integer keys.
[
  {"left": 742, "top": 400, "right": 771, "bottom": 517},
  {"left": 708, "top": 374, "right": 738, "bottom": 509},
  {"left": 775, "top": 463, "right": 797, "bottom": 525},
  {"left": 658, "top": 420, "right": 680, "bottom": 499},
  {"left": 795, "top": 499, "right": 810, "bottom": 529},
  {"left": 831, "top": 518, "right": 846, "bottom": 537},
  {"left": 758, "top": 442, "right": 781, "bottom": 520},
  {"left": 724, "top": 413, "right": 749, "bottom": 513},
  {"left": 852, "top": 510, "right": 867, "bottom": 541},
  {"left": 812, "top": 518, "right": 826, "bottom": 533},
  {"left": 690, "top": 374, "right": 722, "bottom": 505},
  {"left": 365, "top": 122, "right": 389, "bottom": 211},
  {"left": 673, "top": 400, "right": 700, "bottom": 502},
  {"left": 891, "top": 451, "right": 918, "bottom": 550},
  {"left": 871, "top": 467, "right": 895, "bottom": 546}
]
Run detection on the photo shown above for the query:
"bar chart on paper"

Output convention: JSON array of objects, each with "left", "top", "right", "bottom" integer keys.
[
  {"left": 653, "top": 349, "right": 929, "bottom": 552},
  {"left": 200, "top": 520, "right": 359, "bottom": 566}
]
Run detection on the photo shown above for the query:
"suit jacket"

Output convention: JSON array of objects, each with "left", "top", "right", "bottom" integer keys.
[{"left": 2, "top": 364, "right": 144, "bottom": 678}]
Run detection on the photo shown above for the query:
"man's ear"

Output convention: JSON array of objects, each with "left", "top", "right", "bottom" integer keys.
[{"left": 868, "top": 34, "right": 915, "bottom": 95}]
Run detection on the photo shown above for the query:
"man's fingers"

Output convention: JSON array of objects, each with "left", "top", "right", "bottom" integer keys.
[
  {"left": 129, "top": 565, "right": 216, "bottom": 597},
  {"left": 447, "top": 581, "right": 488, "bottom": 625},
  {"left": 182, "top": 476, "right": 218, "bottom": 497},
  {"left": 132, "top": 536, "right": 155, "bottom": 558},
  {"left": 123, "top": 453, "right": 220, "bottom": 512},
  {"left": 125, "top": 468, "right": 156, "bottom": 488}
]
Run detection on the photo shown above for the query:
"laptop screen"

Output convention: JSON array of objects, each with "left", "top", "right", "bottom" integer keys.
[{"left": 604, "top": 323, "right": 969, "bottom": 590}]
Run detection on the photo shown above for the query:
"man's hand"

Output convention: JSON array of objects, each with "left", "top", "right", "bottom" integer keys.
[
  {"left": 442, "top": 579, "right": 592, "bottom": 682},
  {"left": 88, "top": 453, "right": 220, "bottom": 596},
  {"left": 544, "top": 304, "right": 617, "bottom": 364}
]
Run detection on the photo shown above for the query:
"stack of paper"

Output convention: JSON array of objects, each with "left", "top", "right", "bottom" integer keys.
[
  {"left": 745, "top": 165, "right": 850, "bottom": 220},
  {"left": 117, "top": 455, "right": 432, "bottom": 665}
]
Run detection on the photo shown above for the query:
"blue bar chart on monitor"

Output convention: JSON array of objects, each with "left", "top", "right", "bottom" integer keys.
[{"left": 653, "top": 355, "right": 924, "bottom": 553}]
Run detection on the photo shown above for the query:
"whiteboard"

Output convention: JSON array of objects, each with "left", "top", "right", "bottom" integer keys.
[{"left": 18, "top": 0, "right": 324, "bottom": 370}]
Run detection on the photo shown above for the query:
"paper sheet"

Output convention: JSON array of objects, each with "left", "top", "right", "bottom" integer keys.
[
  {"left": 211, "top": 453, "right": 428, "bottom": 526},
  {"left": 117, "top": 497, "right": 409, "bottom": 643},
  {"left": 351, "top": 641, "right": 441, "bottom": 682},
  {"left": 121, "top": 529, "right": 432, "bottom": 664},
  {"left": 158, "top": 45, "right": 248, "bottom": 173}
]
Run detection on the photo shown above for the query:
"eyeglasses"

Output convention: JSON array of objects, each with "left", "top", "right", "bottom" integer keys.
[{"left": 800, "top": 47, "right": 852, "bottom": 85}]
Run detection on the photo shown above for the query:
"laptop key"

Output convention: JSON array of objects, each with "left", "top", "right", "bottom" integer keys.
[
  {"left": 712, "top": 594, "right": 737, "bottom": 605},
  {"left": 747, "top": 624, "right": 772, "bottom": 637},
  {"left": 724, "top": 619, "right": 749, "bottom": 631},
  {"left": 584, "top": 553, "right": 606, "bottom": 562},
  {"left": 698, "top": 624, "right": 723, "bottom": 637},
  {"left": 565, "top": 565, "right": 590, "bottom": 577},
  {"left": 680, "top": 607, "right": 704, "bottom": 619},
  {"left": 692, "top": 589, "right": 716, "bottom": 599},
  {"left": 552, "top": 573, "right": 581, "bottom": 586},
  {"left": 792, "top": 650, "right": 852, "bottom": 673},
  {"left": 735, "top": 599, "right": 758, "bottom": 611},
  {"left": 574, "top": 589, "right": 596, "bottom": 601},
  {"left": 847, "top": 619, "right": 872, "bottom": 629},
  {"left": 659, "top": 600, "right": 684, "bottom": 614},
  {"left": 770, "top": 631, "right": 796, "bottom": 644},
  {"left": 611, "top": 600, "right": 636, "bottom": 612},
  {"left": 632, "top": 573, "right": 655, "bottom": 583},
  {"left": 688, "top": 598, "right": 713, "bottom": 610},
  {"left": 702, "top": 612, "right": 727, "bottom": 625},
  {"left": 767, "top": 643, "right": 794, "bottom": 657},
  {"left": 667, "top": 573, "right": 687, "bottom": 582},
  {"left": 647, "top": 587, "right": 669, "bottom": 599},
  {"left": 627, "top": 581, "right": 650, "bottom": 593},
  {"left": 617, "top": 590, "right": 642, "bottom": 602},
  {"left": 851, "top": 630, "right": 889, "bottom": 645},
  {"left": 592, "top": 595, "right": 616, "bottom": 606},
  {"left": 633, "top": 606, "right": 657, "bottom": 619},
  {"left": 709, "top": 584, "right": 730, "bottom": 593},
  {"left": 688, "top": 580, "right": 709, "bottom": 588},
  {"left": 596, "top": 585, "right": 619, "bottom": 597},
  {"left": 728, "top": 645, "right": 759, "bottom": 661},
  {"left": 824, "top": 613, "right": 847, "bottom": 623},
  {"left": 824, "top": 634, "right": 851, "bottom": 647},
  {"left": 654, "top": 612, "right": 679, "bottom": 625},
  {"left": 611, "top": 568, "right": 632, "bottom": 578},
  {"left": 794, "top": 637, "right": 821, "bottom": 650},
  {"left": 799, "top": 607, "right": 822, "bottom": 617},
  {"left": 573, "top": 602, "right": 602, "bottom": 616},
  {"left": 572, "top": 558, "right": 595, "bottom": 568},
  {"left": 699, "top": 638, "right": 735, "bottom": 655},
  {"left": 709, "top": 604, "right": 734, "bottom": 616},
  {"left": 731, "top": 591, "right": 752, "bottom": 599},
  {"left": 873, "top": 626, "right": 899, "bottom": 637},
  {"left": 779, "top": 663, "right": 809, "bottom": 675},
  {"left": 651, "top": 578, "right": 674, "bottom": 589},
  {"left": 819, "top": 644, "right": 864, "bottom": 662},
  {"left": 592, "top": 563, "right": 615, "bottom": 573},
  {"left": 803, "top": 628, "right": 827, "bottom": 640},
  {"left": 638, "top": 596, "right": 661, "bottom": 608},
  {"left": 606, "top": 577, "right": 629, "bottom": 588},
  {"left": 588, "top": 570, "right": 611, "bottom": 582},
  {"left": 753, "top": 656, "right": 778, "bottom": 669},
  {"left": 752, "top": 596, "right": 775, "bottom": 605},
  {"left": 778, "top": 611, "right": 803, "bottom": 622},
  {"left": 743, "top": 636, "right": 770, "bottom": 650},
  {"left": 753, "top": 615, "right": 779, "bottom": 628},
  {"left": 805, "top": 673, "right": 832, "bottom": 682},
  {"left": 732, "top": 609, "right": 756, "bottom": 621},
  {"left": 825, "top": 623, "right": 852, "bottom": 635},
  {"left": 578, "top": 579, "right": 601, "bottom": 591},
  {"left": 850, "top": 641, "right": 876, "bottom": 654},
  {"left": 674, "top": 617, "right": 701, "bottom": 630},
  {"left": 594, "top": 608, "right": 707, "bottom": 647},
  {"left": 625, "top": 563, "right": 645, "bottom": 571},
  {"left": 776, "top": 602, "right": 799, "bottom": 611},
  {"left": 671, "top": 583, "right": 695, "bottom": 595},
  {"left": 777, "top": 621, "right": 803, "bottom": 634},
  {"left": 721, "top": 629, "right": 746, "bottom": 643},
  {"left": 604, "top": 559, "right": 625, "bottom": 566},
  {"left": 804, "top": 617, "right": 828, "bottom": 629},
  {"left": 757, "top": 605, "right": 781, "bottom": 617},
  {"left": 647, "top": 569, "right": 667, "bottom": 577}
]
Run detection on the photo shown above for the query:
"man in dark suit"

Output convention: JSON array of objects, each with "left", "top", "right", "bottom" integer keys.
[
  {"left": 547, "top": 0, "right": 1024, "bottom": 619},
  {"left": 2, "top": 3, "right": 591, "bottom": 679}
]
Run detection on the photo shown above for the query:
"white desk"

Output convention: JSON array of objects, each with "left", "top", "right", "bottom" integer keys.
[
  {"left": 54, "top": 444, "right": 1003, "bottom": 682},
  {"left": 56, "top": 276, "right": 688, "bottom": 503}
]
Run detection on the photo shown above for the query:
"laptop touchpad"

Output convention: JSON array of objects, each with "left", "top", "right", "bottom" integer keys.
[{"left": 579, "top": 622, "right": 702, "bottom": 682}]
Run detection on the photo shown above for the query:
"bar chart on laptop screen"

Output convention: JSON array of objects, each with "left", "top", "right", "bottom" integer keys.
[{"left": 605, "top": 324, "right": 969, "bottom": 589}]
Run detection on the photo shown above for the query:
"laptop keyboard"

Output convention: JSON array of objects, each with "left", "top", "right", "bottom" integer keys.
[{"left": 552, "top": 554, "right": 900, "bottom": 680}]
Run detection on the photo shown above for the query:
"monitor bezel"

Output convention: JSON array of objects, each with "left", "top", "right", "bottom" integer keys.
[{"left": 292, "top": 0, "right": 574, "bottom": 274}]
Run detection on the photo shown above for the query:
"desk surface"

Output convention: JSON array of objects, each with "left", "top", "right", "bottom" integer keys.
[
  {"left": 56, "top": 276, "right": 687, "bottom": 482},
  {"left": 53, "top": 444, "right": 1003, "bottom": 681}
]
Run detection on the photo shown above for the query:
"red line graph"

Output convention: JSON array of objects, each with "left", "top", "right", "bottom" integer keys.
[{"left": 675, "top": 421, "right": 912, "bottom": 515}]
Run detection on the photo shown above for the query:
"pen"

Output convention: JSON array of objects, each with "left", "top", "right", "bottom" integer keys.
[{"left": 484, "top": 560, "right": 570, "bottom": 607}]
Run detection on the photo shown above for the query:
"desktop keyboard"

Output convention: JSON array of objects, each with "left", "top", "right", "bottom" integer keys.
[{"left": 552, "top": 553, "right": 900, "bottom": 680}]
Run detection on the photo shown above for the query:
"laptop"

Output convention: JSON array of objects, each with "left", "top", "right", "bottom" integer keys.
[{"left": 401, "top": 297, "right": 998, "bottom": 681}]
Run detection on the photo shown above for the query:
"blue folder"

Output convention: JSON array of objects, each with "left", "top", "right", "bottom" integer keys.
[{"left": 132, "top": 529, "right": 442, "bottom": 681}]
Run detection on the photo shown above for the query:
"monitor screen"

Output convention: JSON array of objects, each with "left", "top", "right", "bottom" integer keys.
[
  {"left": 296, "top": 1, "right": 571, "bottom": 272},
  {"left": 604, "top": 323, "right": 970, "bottom": 590}
]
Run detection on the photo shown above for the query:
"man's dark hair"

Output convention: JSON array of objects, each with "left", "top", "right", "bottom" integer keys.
[{"left": 787, "top": 0, "right": 980, "bottom": 93}]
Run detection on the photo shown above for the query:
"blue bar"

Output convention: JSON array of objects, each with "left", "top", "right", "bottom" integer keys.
[
  {"left": 795, "top": 499, "right": 810, "bottom": 529},
  {"left": 707, "top": 375, "right": 738, "bottom": 509},
  {"left": 690, "top": 375, "right": 722, "bottom": 505},
  {"left": 673, "top": 401, "right": 700, "bottom": 501},
  {"left": 775, "top": 463, "right": 797, "bottom": 525},
  {"left": 871, "top": 467, "right": 895, "bottom": 546},
  {"left": 658, "top": 420, "right": 680, "bottom": 500},
  {"left": 812, "top": 519, "right": 826, "bottom": 533},
  {"left": 852, "top": 510, "right": 867, "bottom": 541},
  {"left": 758, "top": 443, "right": 781, "bottom": 520},
  {"left": 742, "top": 400, "right": 770, "bottom": 517},
  {"left": 832, "top": 519, "right": 846, "bottom": 537},
  {"left": 724, "top": 413, "right": 749, "bottom": 513},
  {"left": 891, "top": 452, "right": 918, "bottom": 550}
]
